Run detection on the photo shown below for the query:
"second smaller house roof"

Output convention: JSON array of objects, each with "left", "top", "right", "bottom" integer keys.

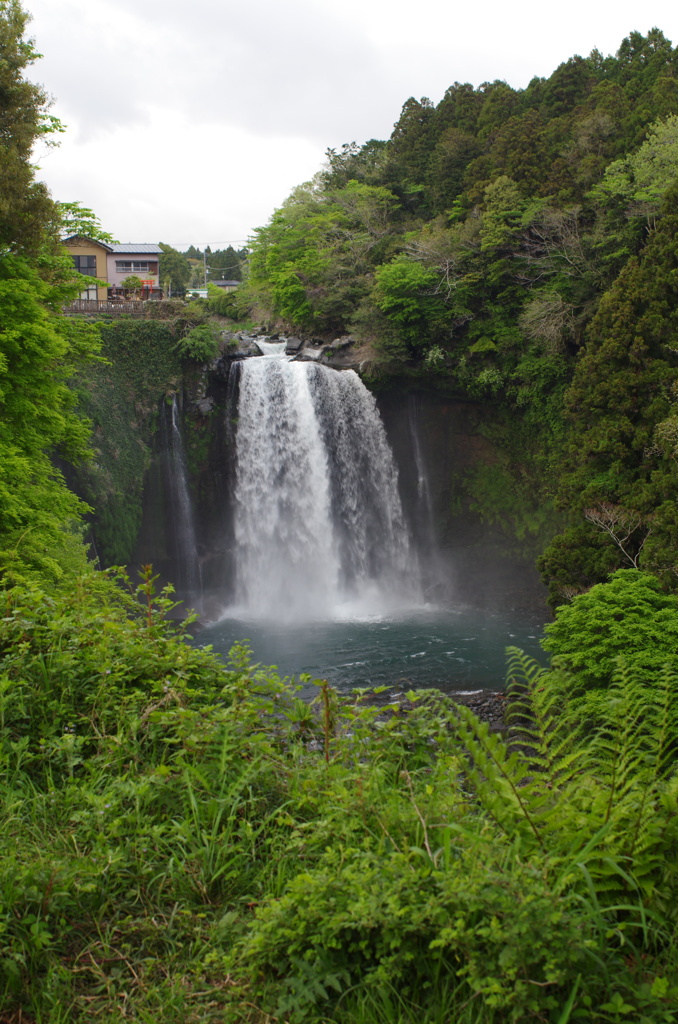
[
  {"left": 62, "top": 234, "right": 113, "bottom": 251},
  {"left": 109, "top": 243, "right": 163, "bottom": 254}
]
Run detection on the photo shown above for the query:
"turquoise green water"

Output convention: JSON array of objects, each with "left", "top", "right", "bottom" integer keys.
[{"left": 193, "top": 608, "right": 546, "bottom": 696}]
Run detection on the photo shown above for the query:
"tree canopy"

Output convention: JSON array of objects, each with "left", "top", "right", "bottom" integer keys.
[
  {"left": 57, "top": 201, "right": 118, "bottom": 243},
  {"left": 0, "top": 0, "right": 62, "bottom": 255},
  {"left": 0, "top": 0, "right": 100, "bottom": 585},
  {"left": 159, "top": 242, "right": 191, "bottom": 295},
  {"left": 240, "top": 26, "right": 678, "bottom": 600}
]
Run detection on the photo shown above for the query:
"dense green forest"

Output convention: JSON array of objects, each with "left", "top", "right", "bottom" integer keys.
[
  {"left": 2, "top": 1, "right": 678, "bottom": 1019},
  {"left": 238, "top": 30, "right": 678, "bottom": 604}
]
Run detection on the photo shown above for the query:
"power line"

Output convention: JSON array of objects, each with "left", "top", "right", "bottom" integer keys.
[{"left": 164, "top": 240, "right": 250, "bottom": 247}]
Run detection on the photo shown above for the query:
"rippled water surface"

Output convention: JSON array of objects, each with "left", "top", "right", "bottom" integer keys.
[{"left": 193, "top": 607, "right": 546, "bottom": 696}]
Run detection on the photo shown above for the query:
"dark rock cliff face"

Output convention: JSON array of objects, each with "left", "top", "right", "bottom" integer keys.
[
  {"left": 133, "top": 359, "right": 239, "bottom": 615},
  {"left": 377, "top": 391, "right": 547, "bottom": 613},
  {"left": 133, "top": 344, "right": 548, "bottom": 616}
]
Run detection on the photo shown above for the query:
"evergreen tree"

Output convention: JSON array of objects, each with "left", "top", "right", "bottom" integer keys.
[
  {"left": 540, "top": 181, "right": 678, "bottom": 599},
  {"left": 0, "top": 0, "right": 60, "bottom": 254},
  {"left": 207, "top": 245, "right": 243, "bottom": 281}
]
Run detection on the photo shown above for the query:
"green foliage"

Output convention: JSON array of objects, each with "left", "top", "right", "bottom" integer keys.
[
  {"left": 0, "top": 568, "right": 223, "bottom": 763},
  {"left": 175, "top": 322, "right": 221, "bottom": 362},
  {"left": 240, "top": 843, "right": 595, "bottom": 1020},
  {"left": 0, "top": 2, "right": 106, "bottom": 589},
  {"left": 479, "top": 175, "right": 528, "bottom": 249},
  {"left": 465, "top": 460, "right": 557, "bottom": 556},
  {"left": 374, "top": 257, "right": 447, "bottom": 353},
  {"left": 206, "top": 244, "right": 244, "bottom": 282},
  {"left": 0, "top": 0, "right": 61, "bottom": 256},
  {"left": 0, "top": 254, "right": 100, "bottom": 584},
  {"left": 206, "top": 281, "right": 246, "bottom": 318},
  {"left": 73, "top": 318, "right": 182, "bottom": 566},
  {"left": 159, "top": 241, "right": 191, "bottom": 295},
  {"left": 57, "top": 201, "right": 117, "bottom": 243},
  {"left": 120, "top": 273, "right": 143, "bottom": 293},
  {"left": 540, "top": 180, "right": 678, "bottom": 595},
  {"left": 0, "top": 571, "right": 678, "bottom": 1021},
  {"left": 543, "top": 568, "right": 678, "bottom": 688}
]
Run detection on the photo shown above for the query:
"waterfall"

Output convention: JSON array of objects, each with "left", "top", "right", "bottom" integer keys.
[
  {"left": 406, "top": 393, "right": 444, "bottom": 602},
  {"left": 168, "top": 395, "right": 202, "bottom": 608},
  {"left": 231, "top": 352, "right": 420, "bottom": 620},
  {"left": 407, "top": 394, "right": 436, "bottom": 557}
]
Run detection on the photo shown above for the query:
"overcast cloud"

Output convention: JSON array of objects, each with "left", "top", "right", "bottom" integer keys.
[{"left": 25, "top": 0, "right": 678, "bottom": 248}]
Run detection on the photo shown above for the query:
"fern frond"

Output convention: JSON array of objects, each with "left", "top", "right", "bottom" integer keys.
[
  {"left": 453, "top": 704, "right": 546, "bottom": 851},
  {"left": 455, "top": 648, "right": 678, "bottom": 926}
]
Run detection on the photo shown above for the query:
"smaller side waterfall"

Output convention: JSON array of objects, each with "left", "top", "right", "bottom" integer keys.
[
  {"left": 407, "top": 394, "right": 436, "bottom": 557},
  {"left": 405, "top": 393, "right": 445, "bottom": 602},
  {"left": 167, "top": 395, "right": 202, "bottom": 609}
]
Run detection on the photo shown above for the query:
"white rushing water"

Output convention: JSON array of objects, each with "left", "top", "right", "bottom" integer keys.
[{"left": 230, "top": 353, "right": 421, "bottom": 620}]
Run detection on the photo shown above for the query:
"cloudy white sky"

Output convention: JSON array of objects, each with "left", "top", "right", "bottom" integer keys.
[{"left": 26, "top": 0, "right": 678, "bottom": 249}]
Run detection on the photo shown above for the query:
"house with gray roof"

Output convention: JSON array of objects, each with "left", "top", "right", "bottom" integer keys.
[{"left": 107, "top": 243, "right": 163, "bottom": 296}]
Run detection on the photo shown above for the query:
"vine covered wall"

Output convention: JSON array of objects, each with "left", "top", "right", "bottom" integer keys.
[{"left": 72, "top": 317, "right": 183, "bottom": 566}]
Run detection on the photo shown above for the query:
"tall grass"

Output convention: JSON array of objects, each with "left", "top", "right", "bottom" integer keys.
[{"left": 0, "top": 572, "right": 677, "bottom": 1021}]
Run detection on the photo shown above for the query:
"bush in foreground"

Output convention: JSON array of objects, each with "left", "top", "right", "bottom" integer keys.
[{"left": 0, "top": 572, "right": 677, "bottom": 1022}]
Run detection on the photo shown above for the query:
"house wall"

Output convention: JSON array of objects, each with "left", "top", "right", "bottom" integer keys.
[
  {"left": 63, "top": 239, "right": 110, "bottom": 300},
  {"left": 107, "top": 252, "right": 161, "bottom": 290}
]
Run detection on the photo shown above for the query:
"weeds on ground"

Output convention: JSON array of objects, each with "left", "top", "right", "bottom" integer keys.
[{"left": 0, "top": 571, "right": 677, "bottom": 1022}]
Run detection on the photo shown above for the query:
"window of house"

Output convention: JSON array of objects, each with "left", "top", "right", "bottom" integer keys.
[
  {"left": 72, "top": 255, "right": 98, "bottom": 300},
  {"left": 115, "top": 260, "right": 156, "bottom": 274},
  {"left": 72, "top": 254, "right": 97, "bottom": 274}
]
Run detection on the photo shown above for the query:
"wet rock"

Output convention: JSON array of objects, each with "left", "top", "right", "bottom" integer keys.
[
  {"left": 329, "top": 335, "right": 355, "bottom": 350},
  {"left": 285, "top": 335, "right": 304, "bottom": 353},
  {"left": 297, "top": 346, "right": 323, "bottom": 361},
  {"left": 452, "top": 690, "right": 506, "bottom": 733},
  {"left": 220, "top": 332, "right": 262, "bottom": 359},
  {"left": 195, "top": 397, "right": 214, "bottom": 416}
]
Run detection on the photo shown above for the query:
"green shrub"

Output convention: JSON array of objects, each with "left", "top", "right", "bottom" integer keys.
[
  {"left": 206, "top": 282, "right": 244, "bottom": 318},
  {"left": 542, "top": 568, "right": 678, "bottom": 689},
  {"left": 238, "top": 844, "right": 599, "bottom": 1021},
  {"left": 174, "top": 323, "right": 221, "bottom": 362}
]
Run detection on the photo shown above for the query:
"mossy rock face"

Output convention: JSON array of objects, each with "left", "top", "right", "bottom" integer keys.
[{"left": 72, "top": 319, "right": 182, "bottom": 566}]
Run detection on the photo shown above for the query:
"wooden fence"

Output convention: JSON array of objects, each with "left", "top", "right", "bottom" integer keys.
[{"left": 63, "top": 299, "right": 159, "bottom": 317}]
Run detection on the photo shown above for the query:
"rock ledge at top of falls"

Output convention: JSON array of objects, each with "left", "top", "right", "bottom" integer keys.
[
  {"left": 219, "top": 332, "right": 262, "bottom": 359},
  {"left": 292, "top": 333, "right": 360, "bottom": 369},
  {"left": 216, "top": 331, "right": 361, "bottom": 371}
]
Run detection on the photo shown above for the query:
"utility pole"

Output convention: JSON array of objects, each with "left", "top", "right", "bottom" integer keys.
[{"left": 203, "top": 247, "right": 207, "bottom": 289}]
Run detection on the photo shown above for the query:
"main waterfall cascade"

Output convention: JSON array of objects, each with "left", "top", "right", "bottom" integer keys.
[{"left": 230, "top": 346, "right": 422, "bottom": 620}]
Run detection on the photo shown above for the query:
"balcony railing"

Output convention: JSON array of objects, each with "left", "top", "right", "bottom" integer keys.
[{"left": 63, "top": 299, "right": 160, "bottom": 316}]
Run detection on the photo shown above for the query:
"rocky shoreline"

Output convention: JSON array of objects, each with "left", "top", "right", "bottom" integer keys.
[
  {"left": 356, "top": 686, "right": 507, "bottom": 734},
  {"left": 451, "top": 689, "right": 507, "bottom": 732}
]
